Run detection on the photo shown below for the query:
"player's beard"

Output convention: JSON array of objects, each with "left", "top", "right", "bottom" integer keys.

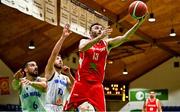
[
  {"left": 91, "top": 31, "right": 101, "bottom": 38},
  {"left": 29, "top": 69, "right": 39, "bottom": 77},
  {"left": 54, "top": 64, "right": 63, "bottom": 70},
  {"left": 150, "top": 95, "right": 154, "bottom": 99},
  {"left": 29, "top": 72, "right": 39, "bottom": 77}
]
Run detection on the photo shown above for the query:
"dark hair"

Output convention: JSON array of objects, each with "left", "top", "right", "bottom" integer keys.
[
  {"left": 21, "top": 60, "right": 36, "bottom": 70},
  {"left": 89, "top": 23, "right": 103, "bottom": 31},
  {"left": 21, "top": 61, "right": 29, "bottom": 77},
  {"left": 57, "top": 54, "right": 61, "bottom": 57},
  {"left": 21, "top": 62, "right": 28, "bottom": 70},
  {"left": 21, "top": 60, "right": 37, "bottom": 77},
  {"left": 149, "top": 91, "right": 155, "bottom": 93}
]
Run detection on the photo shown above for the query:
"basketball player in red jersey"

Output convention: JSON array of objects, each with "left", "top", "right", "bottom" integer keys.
[
  {"left": 64, "top": 17, "right": 147, "bottom": 111},
  {"left": 143, "top": 91, "right": 162, "bottom": 112}
]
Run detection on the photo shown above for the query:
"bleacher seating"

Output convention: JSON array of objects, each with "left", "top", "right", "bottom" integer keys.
[
  {"left": 162, "top": 106, "right": 180, "bottom": 111},
  {"left": 0, "top": 104, "right": 21, "bottom": 111}
]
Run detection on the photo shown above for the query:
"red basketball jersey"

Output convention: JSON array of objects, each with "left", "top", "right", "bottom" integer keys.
[
  {"left": 76, "top": 39, "right": 108, "bottom": 82},
  {"left": 146, "top": 98, "right": 158, "bottom": 112}
]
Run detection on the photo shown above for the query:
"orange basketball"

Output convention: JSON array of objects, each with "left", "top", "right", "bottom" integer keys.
[{"left": 129, "top": 1, "right": 148, "bottom": 19}]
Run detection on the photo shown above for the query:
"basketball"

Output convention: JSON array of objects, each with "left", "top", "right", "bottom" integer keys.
[{"left": 129, "top": 1, "right": 148, "bottom": 19}]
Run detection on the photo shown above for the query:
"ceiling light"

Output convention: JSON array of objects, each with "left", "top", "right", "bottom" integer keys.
[
  {"left": 169, "top": 28, "right": 176, "bottom": 37},
  {"left": 148, "top": 13, "right": 156, "bottom": 22},
  {"left": 102, "top": 8, "right": 106, "bottom": 12},
  {"left": 107, "top": 60, "right": 113, "bottom": 64},
  {"left": 28, "top": 40, "right": 35, "bottom": 49},
  {"left": 122, "top": 68, "right": 128, "bottom": 75}
]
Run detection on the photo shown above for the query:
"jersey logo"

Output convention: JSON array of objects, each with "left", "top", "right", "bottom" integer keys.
[
  {"left": 22, "top": 91, "right": 41, "bottom": 99},
  {"left": 91, "top": 47, "right": 106, "bottom": 52},
  {"left": 56, "top": 98, "right": 62, "bottom": 105},
  {"left": 54, "top": 79, "right": 67, "bottom": 86},
  {"left": 89, "top": 62, "right": 97, "bottom": 71}
]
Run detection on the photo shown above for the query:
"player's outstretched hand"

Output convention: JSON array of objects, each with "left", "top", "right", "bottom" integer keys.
[
  {"left": 14, "top": 69, "right": 25, "bottom": 80},
  {"left": 63, "top": 24, "right": 72, "bottom": 38}
]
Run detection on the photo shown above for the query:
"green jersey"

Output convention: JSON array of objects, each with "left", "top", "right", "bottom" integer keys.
[{"left": 19, "top": 77, "right": 46, "bottom": 112}]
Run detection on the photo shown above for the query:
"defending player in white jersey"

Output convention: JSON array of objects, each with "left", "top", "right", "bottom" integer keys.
[{"left": 45, "top": 24, "right": 74, "bottom": 112}]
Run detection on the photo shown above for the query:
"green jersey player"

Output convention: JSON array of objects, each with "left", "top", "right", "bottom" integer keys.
[{"left": 12, "top": 61, "right": 47, "bottom": 112}]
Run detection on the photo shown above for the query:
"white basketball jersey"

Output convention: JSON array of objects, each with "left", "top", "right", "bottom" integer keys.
[{"left": 46, "top": 71, "right": 69, "bottom": 106}]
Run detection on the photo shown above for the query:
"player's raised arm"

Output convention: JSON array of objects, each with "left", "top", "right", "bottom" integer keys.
[
  {"left": 12, "top": 69, "right": 24, "bottom": 92},
  {"left": 107, "top": 1, "right": 148, "bottom": 51},
  {"left": 107, "top": 17, "right": 146, "bottom": 50},
  {"left": 45, "top": 24, "right": 72, "bottom": 80}
]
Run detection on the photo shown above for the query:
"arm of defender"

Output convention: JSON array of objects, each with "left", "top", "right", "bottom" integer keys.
[
  {"left": 31, "top": 78, "right": 47, "bottom": 92},
  {"left": 12, "top": 79, "right": 21, "bottom": 91},
  {"left": 107, "top": 16, "right": 147, "bottom": 51},
  {"left": 12, "top": 69, "right": 24, "bottom": 91},
  {"left": 45, "top": 24, "right": 71, "bottom": 80},
  {"left": 66, "top": 77, "right": 73, "bottom": 91},
  {"left": 62, "top": 66, "right": 75, "bottom": 91},
  {"left": 79, "top": 27, "right": 112, "bottom": 52},
  {"left": 21, "top": 78, "right": 47, "bottom": 92}
]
